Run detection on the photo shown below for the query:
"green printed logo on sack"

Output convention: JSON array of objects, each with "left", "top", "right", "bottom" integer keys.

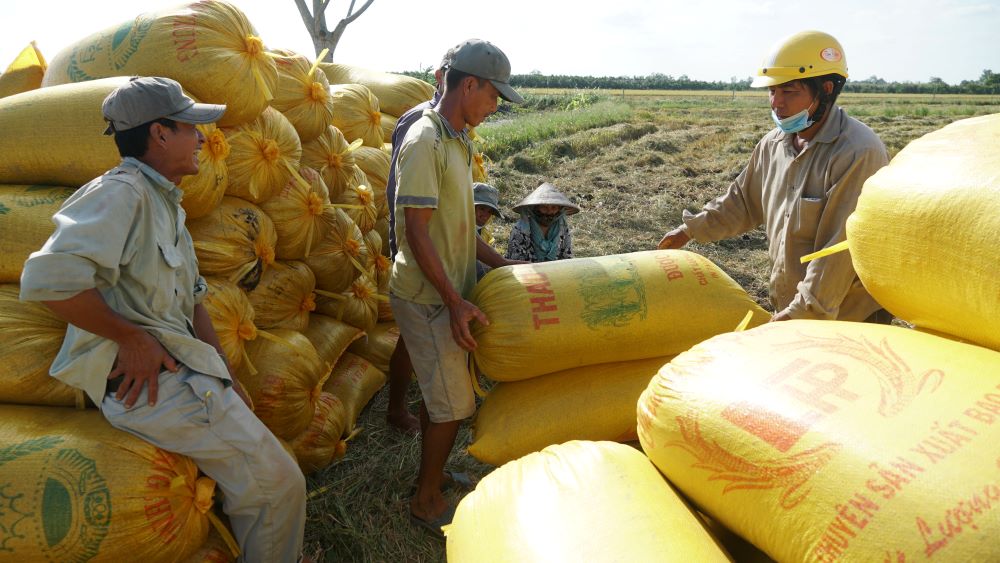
[
  {"left": 577, "top": 257, "right": 647, "bottom": 330},
  {"left": 66, "top": 16, "right": 153, "bottom": 81},
  {"left": 0, "top": 437, "right": 111, "bottom": 560}
]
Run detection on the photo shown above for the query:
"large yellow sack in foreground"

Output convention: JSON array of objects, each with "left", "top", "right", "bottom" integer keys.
[
  {"left": 322, "top": 352, "right": 387, "bottom": 431},
  {"left": 469, "top": 356, "right": 672, "bottom": 467},
  {"left": 42, "top": 1, "right": 276, "bottom": 127},
  {"left": 328, "top": 83, "right": 383, "bottom": 148},
  {"left": 270, "top": 49, "right": 334, "bottom": 143},
  {"left": 848, "top": 113, "right": 1000, "bottom": 352},
  {"left": 472, "top": 250, "right": 769, "bottom": 380},
  {"left": 0, "top": 405, "right": 220, "bottom": 562},
  {"left": 638, "top": 320, "right": 1000, "bottom": 562},
  {"left": 0, "top": 78, "right": 123, "bottom": 186},
  {"left": 320, "top": 63, "right": 434, "bottom": 118},
  {"left": 0, "top": 185, "right": 75, "bottom": 282},
  {"left": 0, "top": 284, "right": 80, "bottom": 407},
  {"left": 237, "top": 329, "right": 327, "bottom": 440},
  {"left": 222, "top": 107, "right": 302, "bottom": 204},
  {"left": 188, "top": 196, "right": 276, "bottom": 290},
  {"left": 347, "top": 321, "right": 398, "bottom": 372},
  {"left": 445, "top": 440, "right": 730, "bottom": 562},
  {"left": 0, "top": 41, "right": 47, "bottom": 98}
]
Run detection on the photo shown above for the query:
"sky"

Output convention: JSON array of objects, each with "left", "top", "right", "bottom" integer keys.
[{"left": 1, "top": 0, "right": 998, "bottom": 85}]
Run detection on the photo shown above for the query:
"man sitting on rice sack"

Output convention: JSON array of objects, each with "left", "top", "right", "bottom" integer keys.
[
  {"left": 657, "top": 30, "right": 892, "bottom": 324},
  {"left": 19, "top": 77, "right": 314, "bottom": 562},
  {"left": 504, "top": 182, "right": 578, "bottom": 262}
]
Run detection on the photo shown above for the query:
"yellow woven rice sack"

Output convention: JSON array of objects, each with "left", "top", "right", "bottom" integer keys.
[
  {"left": 180, "top": 526, "right": 237, "bottom": 563},
  {"left": 469, "top": 356, "right": 672, "bottom": 467},
  {"left": 303, "top": 207, "right": 368, "bottom": 293},
  {"left": 0, "top": 284, "right": 81, "bottom": 407},
  {"left": 347, "top": 321, "right": 399, "bottom": 373},
  {"left": 315, "top": 277, "right": 379, "bottom": 332},
  {"left": 42, "top": 1, "right": 276, "bottom": 127},
  {"left": 847, "top": 113, "right": 1000, "bottom": 353},
  {"left": 301, "top": 313, "right": 364, "bottom": 370},
  {"left": 269, "top": 49, "right": 334, "bottom": 143},
  {"left": 202, "top": 277, "right": 256, "bottom": 372},
  {"left": 380, "top": 113, "right": 398, "bottom": 143},
  {"left": 0, "top": 405, "right": 222, "bottom": 562},
  {"left": 260, "top": 166, "right": 331, "bottom": 259},
  {"left": 188, "top": 196, "right": 276, "bottom": 290},
  {"left": 445, "top": 441, "right": 730, "bottom": 562},
  {"left": 0, "top": 42, "right": 47, "bottom": 99},
  {"left": 300, "top": 125, "right": 362, "bottom": 201},
  {"left": 336, "top": 179, "right": 377, "bottom": 234},
  {"left": 362, "top": 229, "right": 383, "bottom": 273},
  {"left": 222, "top": 107, "right": 301, "bottom": 204},
  {"left": 353, "top": 145, "right": 390, "bottom": 196},
  {"left": 0, "top": 78, "right": 124, "bottom": 186},
  {"left": 179, "top": 123, "right": 230, "bottom": 219},
  {"left": 320, "top": 63, "right": 434, "bottom": 118},
  {"left": 0, "top": 185, "right": 75, "bottom": 282},
  {"left": 638, "top": 320, "right": 1000, "bottom": 562},
  {"left": 328, "top": 83, "right": 383, "bottom": 148},
  {"left": 237, "top": 329, "right": 327, "bottom": 440},
  {"left": 244, "top": 260, "right": 316, "bottom": 331},
  {"left": 322, "top": 352, "right": 387, "bottom": 431},
  {"left": 373, "top": 216, "right": 391, "bottom": 256},
  {"left": 290, "top": 391, "right": 348, "bottom": 474},
  {"left": 472, "top": 250, "right": 769, "bottom": 381}
]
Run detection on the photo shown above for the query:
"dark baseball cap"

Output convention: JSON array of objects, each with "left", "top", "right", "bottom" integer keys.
[
  {"left": 447, "top": 39, "right": 524, "bottom": 104},
  {"left": 102, "top": 76, "right": 226, "bottom": 135}
]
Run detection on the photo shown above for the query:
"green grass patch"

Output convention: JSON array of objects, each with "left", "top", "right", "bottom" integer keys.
[{"left": 478, "top": 101, "right": 632, "bottom": 160}]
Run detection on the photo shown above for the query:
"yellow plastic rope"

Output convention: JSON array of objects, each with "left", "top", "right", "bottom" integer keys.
[
  {"left": 346, "top": 138, "right": 363, "bottom": 153},
  {"left": 308, "top": 48, "right": 329, "bottom": 78},
  {"left": 245, "top": 35, "right": 273, "bottom": 101},
  {"left": 800, "top": 240, "right": 849, "bottom": 264},
  {"left": 734, "top": 310, "right": 754, "bottom": 332},
  {"left": 468, "top": 354, "right": 488, "bottom": 398}
]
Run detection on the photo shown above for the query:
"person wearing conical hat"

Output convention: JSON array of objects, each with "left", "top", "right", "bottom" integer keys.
[
  {"left": 505, "top": 182, "right": 579, "bottom": 262},
  {"left": 657, "top": 30, "right": 891, "bottom": 324}
]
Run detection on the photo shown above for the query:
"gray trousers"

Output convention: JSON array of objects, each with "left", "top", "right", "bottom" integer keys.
[{"left": 101, "top": 367, "right": 306, "bottom": 563}]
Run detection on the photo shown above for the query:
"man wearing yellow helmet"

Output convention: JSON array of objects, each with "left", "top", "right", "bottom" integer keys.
[{"left": 658, "top": 30, "right": 890, "bottom": 323}]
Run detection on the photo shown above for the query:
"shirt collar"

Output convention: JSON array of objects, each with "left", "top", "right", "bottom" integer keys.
[
  {"left": 777, "top": 105, "right": 844, "bottom": 146},
  {"left": 123, "top": 157, "right": 184, "bottom": 204},
  {"left": 427, "top": 108, "right": 471, "bottom": 142}
]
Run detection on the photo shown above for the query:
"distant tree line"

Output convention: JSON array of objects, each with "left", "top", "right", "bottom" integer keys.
[{"left": 400, "top": 69, "right": 1000, "bottom": 95}]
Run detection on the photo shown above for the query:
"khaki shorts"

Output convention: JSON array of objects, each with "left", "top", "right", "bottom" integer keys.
[{"left": 390, "top": 294, "right": 475, "bottom": 423}]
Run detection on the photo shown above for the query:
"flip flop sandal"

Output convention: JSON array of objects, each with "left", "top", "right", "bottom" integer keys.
[
  {"left": 408, "top": 470, "right": 477, "bottom": 496},
  {"left": 409, "top": 503, "right": 456, "bottom": 539}
]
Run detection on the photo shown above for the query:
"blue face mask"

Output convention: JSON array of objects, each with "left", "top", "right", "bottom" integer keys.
[{"left": 771, "top": 108, "right": 814, "bottom": 134}]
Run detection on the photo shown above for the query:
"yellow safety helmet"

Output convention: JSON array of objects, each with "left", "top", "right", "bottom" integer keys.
[{"left": 751, "top": 30, "right": 848, "bottom": 88}]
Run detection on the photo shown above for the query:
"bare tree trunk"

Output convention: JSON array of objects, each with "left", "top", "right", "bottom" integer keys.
[{"left": 293, "top": 0, "right": 374, "bottom": 62}]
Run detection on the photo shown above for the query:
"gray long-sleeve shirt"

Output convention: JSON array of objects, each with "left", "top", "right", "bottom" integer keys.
[
  {"left": 20, "top": 157, "right": 229, "bottom": 405},
  {"left": 682, "top": 107, "right": 888, "bottom": 320}
]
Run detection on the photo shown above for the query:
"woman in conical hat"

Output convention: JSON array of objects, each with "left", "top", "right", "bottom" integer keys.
[{"left": 504, "top": 182, "right": 579, "bottom": 262}]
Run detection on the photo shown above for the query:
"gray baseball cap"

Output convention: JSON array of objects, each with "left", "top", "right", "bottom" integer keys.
[
  {"left": 473, "top": 182, "right": 502, "bottom": 217},
  {"left": 102, "top": 76, "right": 226, "bottom": 135},
  {"left": 448, "top": 39, "right": 524, "bottom": 104}
]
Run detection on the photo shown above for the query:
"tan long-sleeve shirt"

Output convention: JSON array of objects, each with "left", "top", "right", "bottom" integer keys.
[{"left": 682, "top": 107, "right": 888, "bottom": 320}]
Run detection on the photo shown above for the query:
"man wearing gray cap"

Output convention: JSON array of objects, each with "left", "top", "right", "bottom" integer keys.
[
  {"left": 20, "top": 77, "right": 310, "bottom": 562},
  {"left": 390, "top": 39, "right": 522, "bottom": 536}
]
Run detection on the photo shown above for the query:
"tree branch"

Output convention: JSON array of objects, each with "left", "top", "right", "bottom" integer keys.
[{"left": 343, "top": 0, "right": 374, "bottom": 24}]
